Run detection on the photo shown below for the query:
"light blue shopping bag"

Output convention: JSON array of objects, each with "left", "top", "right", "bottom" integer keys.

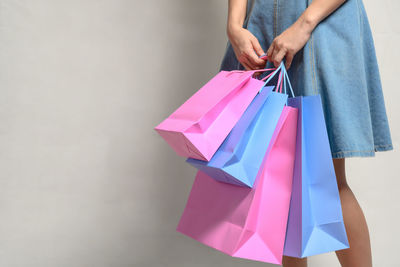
[
  {"left": 186, "top": 66, "right": 288, "bottom": 187},
  {"left": 281, "top": 66, "right": 349, "bottom": 257}
]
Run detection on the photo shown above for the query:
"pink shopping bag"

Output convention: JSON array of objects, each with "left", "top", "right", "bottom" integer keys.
[
  {"left": 155, "top": 70, "right": 265, "bottom": 161},
  {"left": 176, "top": 105, "right": 298, "bottom": 264}
]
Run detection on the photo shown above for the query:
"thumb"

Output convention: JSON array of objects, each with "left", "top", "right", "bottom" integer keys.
[{"left": 251, "top": 37, "right": 265, "bottom": 57}]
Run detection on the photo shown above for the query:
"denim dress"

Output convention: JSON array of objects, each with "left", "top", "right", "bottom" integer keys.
[{"left": 220, "top": 0, "right": 393, "bottom": 158}]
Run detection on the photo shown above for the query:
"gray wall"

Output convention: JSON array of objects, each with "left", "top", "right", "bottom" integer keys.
[{"left": 0, "top": 0, "right": 398, "bottom": 266}]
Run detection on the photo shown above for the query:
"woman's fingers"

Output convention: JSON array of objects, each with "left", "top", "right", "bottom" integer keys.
[
  {"left": 247, "top": 51, "right": 265, "bottom": 69},
  {"left": 285, "top": 53, "right": 294, "bottom": 69},
  {"left": 238, "top": 55, "right": 253, "bottom": 70},
  {"left": 272, "top": 48, "right": 287, "bottom": 67},
  {"left": 241, "top": 57, "right": 253, "bottom": 70},
  {"left": 239, "top": 48, "right": 264, "bottom": 70},
  {"left": 250, "top": 37, "right": 266, "bottom": 70},
  {"left": 267, "top": 38, "right": 295, "bottom": 68},
  {"left": 246, "top": 40, "right": 266, "bottom": 68},
  {"left": 251, "top": 38, "right": 265, "bottom": 57},
  {"left": 266, "top": 42, "right": 275, "bottom": 60}
]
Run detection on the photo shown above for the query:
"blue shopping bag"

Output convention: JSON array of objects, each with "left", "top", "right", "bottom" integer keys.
[
  {"left": 186, "top": 67, "right": 288, "bottom": 187},
  {"left": 281, "top": 66, "right": 349, "bottom": 257}
]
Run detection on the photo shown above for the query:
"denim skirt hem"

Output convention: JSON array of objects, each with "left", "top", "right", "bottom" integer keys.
[{"left": 331, "top": 144, "right": 393, "bottom": 159}]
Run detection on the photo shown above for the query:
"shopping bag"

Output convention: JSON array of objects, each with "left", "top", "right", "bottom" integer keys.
[
  {"left": 282, "top": 65, "right": 349, "bottom": 257},
  {"left": 155, "top": 70, "right": 268, "bottom": 161},
  {"left": 186, "top": 66, "right": 287, "bottom": 187},
  {"left": 177, "top": 103, "right": 298, "bottom": 265}
]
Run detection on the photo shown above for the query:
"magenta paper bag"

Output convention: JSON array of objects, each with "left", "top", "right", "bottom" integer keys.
[
  {"left": 154, "top": 71, "right": 264, "bottom": 161},
  {"left": 176, "top": 106, "right": 298, "bottom": 265}
]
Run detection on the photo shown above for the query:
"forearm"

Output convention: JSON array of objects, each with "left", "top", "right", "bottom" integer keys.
[
  {"left": 227, "top": 0, "right": 247, "bottom": 37},
  {"left": 298, "top": 0, "right": 347, "bottom": 33}
]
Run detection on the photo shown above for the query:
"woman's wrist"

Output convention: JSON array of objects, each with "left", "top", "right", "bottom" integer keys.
[
  {"left": 298, "top": 11, "right": 319, "bottom": 34},
  {"left": 227, "top": 23, "right": 243, "bottom": 39}
]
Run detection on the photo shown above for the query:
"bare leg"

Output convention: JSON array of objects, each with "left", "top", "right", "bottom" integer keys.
[
  {"left": 282, "top": 158, "right": 372, "bottom": 267},
  {"left": 282, "top": 256, "right": 307, "bottom": 267},
  {"left": 333, "top": 158, "right": 373, "bottom": 267}
]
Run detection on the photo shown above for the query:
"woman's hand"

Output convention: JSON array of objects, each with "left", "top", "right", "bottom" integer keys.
[
  {"left": 228, "top": 26, "right": 266, "bottom": 70},
  {"left": 266, "top": 17, "right": 315, "bottom": 69},
  {"left": 227, "top": 0, "right": 345, "bottom": 70}
]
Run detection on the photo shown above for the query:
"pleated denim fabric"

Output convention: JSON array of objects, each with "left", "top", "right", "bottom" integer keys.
[{"left": 220, "top": 0, "right": 393, "bottom": 158}]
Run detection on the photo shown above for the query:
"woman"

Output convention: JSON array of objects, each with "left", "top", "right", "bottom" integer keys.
[{"left": 221, "top": 0, "right": 393, "bottom": 266}]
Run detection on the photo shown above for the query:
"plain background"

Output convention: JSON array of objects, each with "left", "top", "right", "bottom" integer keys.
[{"left": 0, "top": 0, "right": 398, "bottom": 266}]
